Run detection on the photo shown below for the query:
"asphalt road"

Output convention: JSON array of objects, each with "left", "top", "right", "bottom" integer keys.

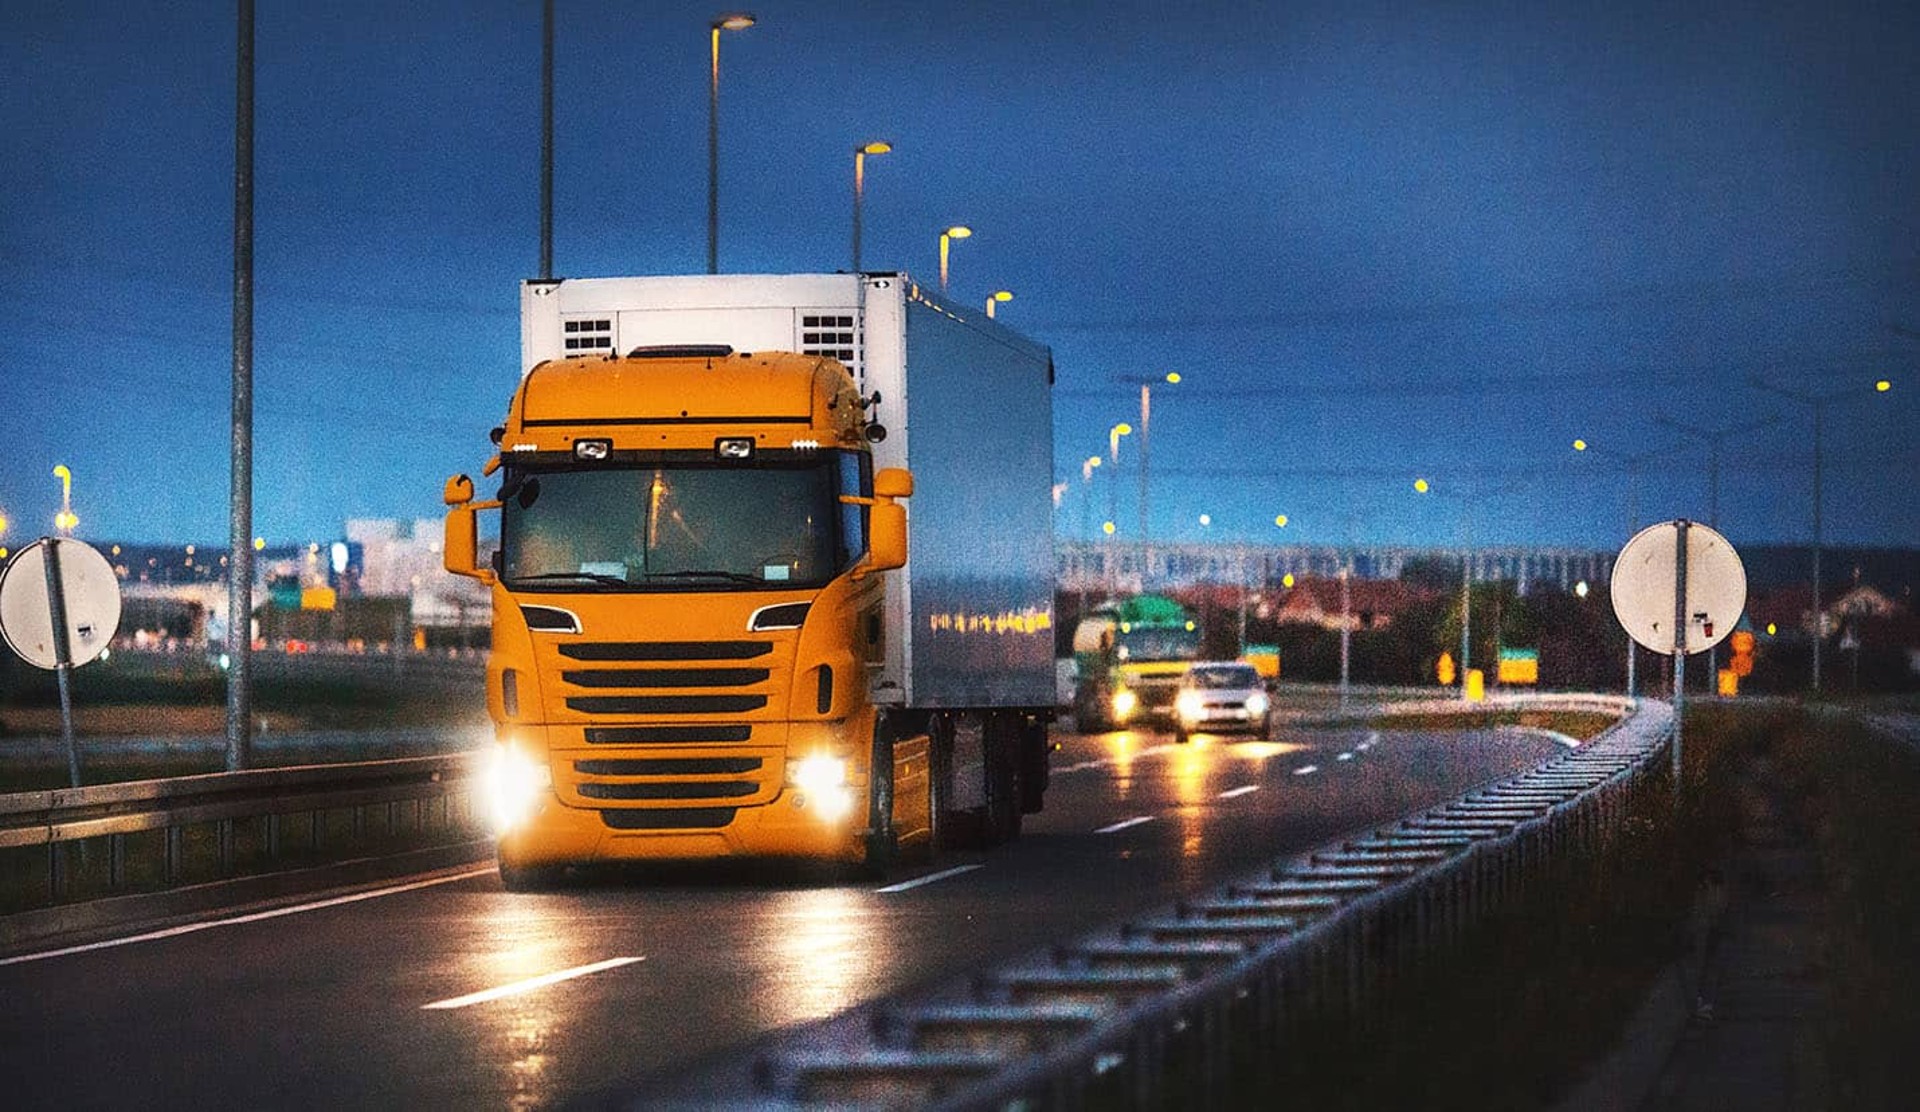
[{"left": 0, "top": 721, "right": 1567, "bottom": 1109}]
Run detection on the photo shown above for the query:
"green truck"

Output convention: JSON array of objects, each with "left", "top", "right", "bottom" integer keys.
[{"left": 1070, "top": 594, "right": 1203, "bottom": 731}]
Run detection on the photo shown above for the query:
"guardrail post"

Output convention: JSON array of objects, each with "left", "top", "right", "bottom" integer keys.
[
  {"left": 164, "top": 825, "right": 182, "bottom": 886},
  {"left": 109, "top": 833, "right": 125, "bottom": 890},
  {"left": 266, "top": 813, "right": 280, "bottom": 861},
  {"left": 48, "top": 842, "right": 64, "bottom": 903},
  {"left": 218, "top": 818, "right": 235, "bottom": 875}
]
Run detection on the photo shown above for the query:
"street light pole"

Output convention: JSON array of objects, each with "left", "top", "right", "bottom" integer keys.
[
  {"left": 1573, "top": 437, "right": 1660, "bottom": 696},
  {"left": 229, "top": 0, "right": 256, "bottom": 772},
  {"left": 1651, "top": 411, "right": 1782, "bottom": 682},
  {"left": 1114, "top": 372, "right": 1178, "bottom": 590},
  {"left": 938, "top": 225, "right": 971, "bottom": 291},
  {"left": 851, "top": 140, "right": 890, "bottom": 272},
  {"left": 1107, "top": 422, "right": 1131, "bottom": 593},
  {"left": 707, "top": 13, "right": 755, "bottom": 275},
  {"left": 540, "top": 0, "right": 553, "bottom": 279},
  {"left": 1748, "top": 377, "right": 1886, "bottom": 693},
  {"left": 1080, "top": 455, "right": 1101, "bottom": 611}
]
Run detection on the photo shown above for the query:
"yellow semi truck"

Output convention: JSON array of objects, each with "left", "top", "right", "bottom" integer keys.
[{"left": 444, "top": 274, "right": 1056, "bottom": 887}]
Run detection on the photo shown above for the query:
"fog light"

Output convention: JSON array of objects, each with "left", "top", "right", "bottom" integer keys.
[
  {"left": 481, "top": 743, "right": 551, "bottom": 835},
  {"left": 1112, "top": 688, "right": 1137, "bottom": 721}
]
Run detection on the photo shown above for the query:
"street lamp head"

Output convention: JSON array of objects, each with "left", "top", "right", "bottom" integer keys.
[
  {"left": 944, "top": 225, "right": 972, "bottom": 240},
  {"left": 1414, "top": 478, "right": 1430, "bottom": 493},
  {"left": 1198, "top": 513, "right": 1211, "bottom": 527},
  {"left": 1572, "top": 438, "right": 1588, "bottom": 451},
  {"left": 1164, "top": 372, "right": 1181, "bottom": 384},
  {"left": 713, "top": 12, "right": 756, "bottom": 31},
  {"left": 1274, "top": 514, "right": 1289, "bottom": 528},
  {"left": 990, "top": 290, "right": 1013, "bottom": 303},
  {"left": 1876, "top": 379, "right": 1892, "bottom": 392},
  {"left": 53, "top": 464, "right": 72, "bottom": 482},
  {"left": 1085, "top": 455, "right": 1102, "bottom": 468},
  {"left": 1102, "top": 520, "right": 1116, "bottom": 536},
  {"left": 1112, "top": 423, "right": 1132, "bottom": 437},
  {"left": 859, "top": 140, "right": 892, "bottom": 156}
]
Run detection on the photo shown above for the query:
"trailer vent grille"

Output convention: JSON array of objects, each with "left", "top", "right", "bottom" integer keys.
[
  {"left": 562, "top": 317, "right": 614, "bottom": 354},
  {"left": 800, "top": 312, "right": 859, "bottom": 372}
]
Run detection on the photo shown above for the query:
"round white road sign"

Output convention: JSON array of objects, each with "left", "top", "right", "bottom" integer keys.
[
  {"left": 1610, "top": 520, "right": 1746, "bottom": 656},
  {"left": 0, "top": 538, "right": 123, "bottom": 670}
]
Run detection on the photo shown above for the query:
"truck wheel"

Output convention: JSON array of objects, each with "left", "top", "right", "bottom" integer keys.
[
  {"left": 1018, "top": 715, "right": 1049, "bottom": 814},
  {"left": 983, "top": 714, "right": 1024, "bottom": 845},
  {"left": 499, "top": 859, "right": 562, "bottom": 892},
  {"left": 927, "top": 714, "right": 976, "bottom": 850}
]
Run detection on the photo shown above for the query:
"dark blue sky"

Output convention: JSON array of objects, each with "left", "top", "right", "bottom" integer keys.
[{"left": 2, "top": 0, "right": 1914, "bottom": 555}]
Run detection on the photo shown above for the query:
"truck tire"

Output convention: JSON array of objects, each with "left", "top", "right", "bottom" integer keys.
[
  {"left": 982, "top": 714, "right": 1024, "bottom": 845},
  {"left": 1019, "top": 715, "right": 1049, "bottom": 814},
  {"left": 862, "top": 713, "right": 899, "bottom": 877},
  {"left": 498, "top": 859, "right": 563, "bottom": 892},
  {"left": 928, "top": 713, "right": 978, "bottom": 850}
]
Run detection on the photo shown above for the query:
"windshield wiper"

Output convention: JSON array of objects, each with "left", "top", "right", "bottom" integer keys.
[
  {"left": 645, "top": 569, "right": 765, "bottom": 585},
  {"left": 510, "top": 571, "right": 631, "bottom": 587}
]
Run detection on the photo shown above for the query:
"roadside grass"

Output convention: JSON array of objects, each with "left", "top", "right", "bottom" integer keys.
[{"left": 1760, "top": 706, "right": 1920, "bottom": 1107}]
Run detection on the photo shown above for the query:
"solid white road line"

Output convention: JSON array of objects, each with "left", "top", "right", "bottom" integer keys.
[
  {"left": 874, "top": 864, "right": 983, "bottom": 893},
  {"left": 1292, "top": 765, "right": 1320, "bottom": 776},
  {"left": 0, "top": 866, "right": 497, "bottom": 968},
  {"left": 1095, "top": 816, "right": 1156, "bottom": 834},
  {"left": 1216, "top": 785, "right": 1260, "bottom": 799},
  {"left": 421, "top": 956, "right": 644, "bottom": 1010}
]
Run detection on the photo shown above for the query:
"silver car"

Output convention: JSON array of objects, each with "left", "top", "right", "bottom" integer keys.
[{"left": 1172, "top": 661, "right": 1271, "bottom": 742}]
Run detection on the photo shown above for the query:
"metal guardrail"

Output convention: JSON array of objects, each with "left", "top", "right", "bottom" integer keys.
[
  {"left": 724, "top": 693, "right": 1667, "bottom": 1108},
  {"left": 0, "top": 753, "right": 483, "bottom": 909}
]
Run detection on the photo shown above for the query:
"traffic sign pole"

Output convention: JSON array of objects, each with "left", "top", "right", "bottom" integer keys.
[
  {"left": 1671, "top": 520, "right": 1689, "bottom": 810},
  {"left": 40, "top": 537, "right": 83, "bottom": 788}
]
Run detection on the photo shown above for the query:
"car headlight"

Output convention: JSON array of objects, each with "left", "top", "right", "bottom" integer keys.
[
  {"left": 1175, "top": 690, "right": 1205, "bottom": 721},
  {"left": 1245, "top": 691, "right": 1270, "bottom": 716},
  {"left": 481, "top": 743, "right": 551, "bottom": 835},
  {"left": 1112, "top": 688, "right": 1138, "bottom": 721},
  {"left": 787, "top": 755, "right": 855, "bottom": 822}
]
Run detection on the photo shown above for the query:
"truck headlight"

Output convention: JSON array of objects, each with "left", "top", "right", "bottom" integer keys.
[
  {"left": 787, "top": 755, "right": 855, "bottom": 822},
  {"left": 1175, "top": 691, "right": 1205, "bottom": 722},
  {"left": 482, "top": 743, "right": 551, "bottom": 835},
  {"left": 1245, "top": 691, "right": 1270, "bottom": 716},
  {"left": 1111, "top": 688, "right": 1138, "bottom": 721}
]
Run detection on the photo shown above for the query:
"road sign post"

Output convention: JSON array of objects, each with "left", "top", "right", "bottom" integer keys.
[
  {"left": 0, "top": 537, "right": 123, "bottom": 789},
  {"left": 1610, "top": 520, "right": 1747, "bottom": 814}
]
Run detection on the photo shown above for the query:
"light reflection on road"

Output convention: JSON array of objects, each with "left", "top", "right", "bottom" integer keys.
[
  {"left": 767, "top": 888, "right": 877, "bottom": 1024},
  {"left": 474, "top": 904, "right": 570, "bottom": 1110}
]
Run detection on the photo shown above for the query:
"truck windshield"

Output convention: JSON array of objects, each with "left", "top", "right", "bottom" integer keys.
[
  {"left": 500, "top": 453, "right": 866, "bottom": 591},
  {"left": 1117, "top": 628, "right": 1203, "bottom": 662}
]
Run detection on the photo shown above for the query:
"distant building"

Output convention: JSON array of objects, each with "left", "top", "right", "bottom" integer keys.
[{"left": 344, "top": 518, "right": 489, "bottom": 632}]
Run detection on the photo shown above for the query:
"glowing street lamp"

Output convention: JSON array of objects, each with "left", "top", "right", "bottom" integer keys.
[
  {"left": 52, "top": 464, "right": 78, "bottom": 534},
  {"left": 985, "top": 289, "right": 1012, "bottom": 318},
  {"left": 707, "top": 12, "right": 757, "bottom": 274},
  {"left": 851, "top": 139, "right": 891, "bottom": 272},
  {"left": 938, "top": 225, "right": 971, "bottom": 291}
]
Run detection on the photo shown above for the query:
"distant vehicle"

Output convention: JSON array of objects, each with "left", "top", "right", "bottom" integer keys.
[
  {"left": 1071, "top": 594, "right": 1202, "bottom": 731},
  {"left": 1172, "top": 661, "right": 1270, "bottom": 743}
]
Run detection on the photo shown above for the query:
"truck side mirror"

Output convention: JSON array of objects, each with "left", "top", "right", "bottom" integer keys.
[
  {"left": 866, "top": 501, "right": 907, "bottom": 576},
  {"left": 443, "top": 474, "right": 500, "bottom": 584},
  {"left": 848, "top": 467, "right": 912, "bottom": 579}
]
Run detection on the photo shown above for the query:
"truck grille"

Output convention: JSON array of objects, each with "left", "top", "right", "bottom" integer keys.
[
  {"left": 602, "top": 808, "right": 737, "bottom": 830},
  {"left": 557, "top": 641, "right": 777, "bottom": 718},
  {"left": 584, "top": 725, "right": 753, "bottom": 744}
]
